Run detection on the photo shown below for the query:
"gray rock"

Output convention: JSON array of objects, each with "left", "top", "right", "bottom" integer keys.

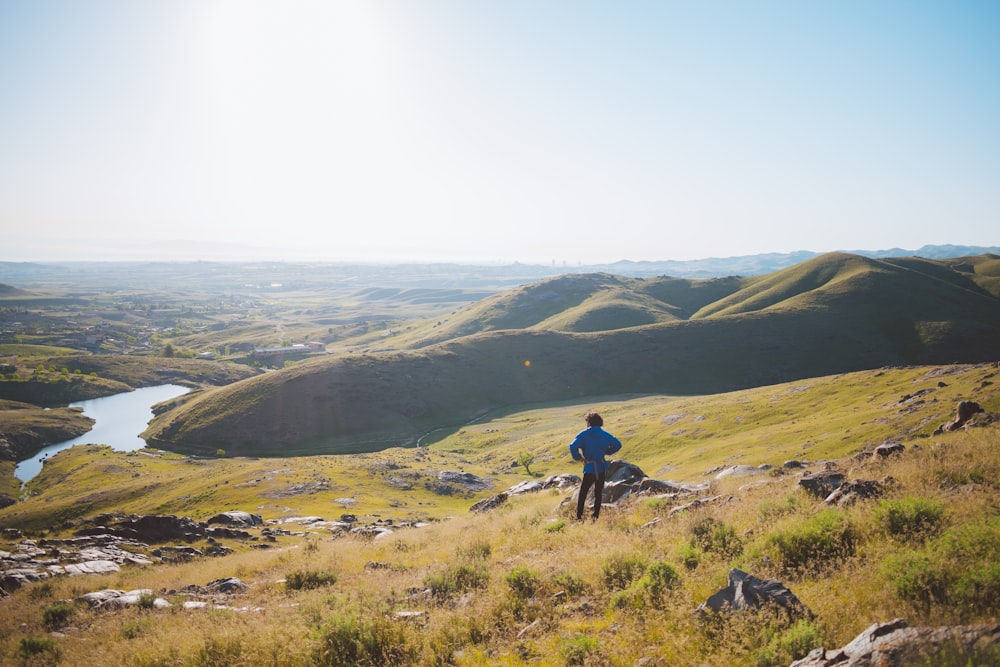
[
  {"left": 507, "top": 480, "right": 543, "bottom": 495},
  {"left": 825, "top": 479, "right": 885, "bottom": 507},
  {"left": 606, "top": 460, "right": 647, "bottom": 484},
  {"left": 436, "top": 471, "right": 494, "bottom": 492},
  {"left": 873, "top": 442, "right": 905, "bottom": 458},
  {"left": 798, "top": 471, "right": 845, "bottom": 499},
  {"left": 470, "top": 493, "right": 508, "bottom": 512},
  {"left": 790, "top": 618, "right": 1000, "bottom": 666},
  {"left": 698, "top": 568, "right": 807, "bottom": 615},
  {"left": 206, "top": 511, "right": 262, "bottom": 528}
]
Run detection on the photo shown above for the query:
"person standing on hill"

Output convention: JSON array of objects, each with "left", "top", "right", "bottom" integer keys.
[{"left": 569, "top": 412, "right": 622, "bottom": 520}]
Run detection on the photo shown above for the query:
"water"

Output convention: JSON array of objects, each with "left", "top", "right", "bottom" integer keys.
[{"left": 14, "top": 384, "right": 190, "bottom": 482}]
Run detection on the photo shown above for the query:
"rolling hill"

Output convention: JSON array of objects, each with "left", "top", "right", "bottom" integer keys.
[{"left": 143, "top": 253, "right": 1000, "bottom": 456}]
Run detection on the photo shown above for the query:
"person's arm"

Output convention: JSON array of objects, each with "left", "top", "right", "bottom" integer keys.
[
  {"left": 569, "top": 435, "right": 583, "bottom": 462},
  {"left": 606, "top": 433, "right": 622, "bottom": 457}
]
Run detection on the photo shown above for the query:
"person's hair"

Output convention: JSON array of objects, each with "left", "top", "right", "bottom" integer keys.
[{"left": 585, "top": 412, "right": 603, "bottom": 427}]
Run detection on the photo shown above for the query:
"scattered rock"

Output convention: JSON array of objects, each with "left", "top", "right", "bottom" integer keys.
[
  {"left": 77, "top": 588, "right": 170, "bottom": 610},
  {"left": 715, "top": 465, "right": 768, "bottom": 479},
  {"left": 790, "top": 618, "right": 1000, "bottom": 666}
]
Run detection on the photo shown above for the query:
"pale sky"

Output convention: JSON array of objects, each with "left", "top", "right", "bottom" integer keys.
[{"left": 1, "top": 1, "right": 998, "bottom": 265}]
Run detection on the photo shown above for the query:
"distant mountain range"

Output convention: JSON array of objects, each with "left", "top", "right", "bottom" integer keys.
[
  {"left": 144, "top": 251, "right": 1000, "bottom": 457},
  {"left": 589, "top": 244, "right": 1000, "bottom": 278}
]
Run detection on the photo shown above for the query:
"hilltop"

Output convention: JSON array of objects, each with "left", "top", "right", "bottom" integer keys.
[{"left": 143, "top": 253, "right": 1000, "bottom": 456}]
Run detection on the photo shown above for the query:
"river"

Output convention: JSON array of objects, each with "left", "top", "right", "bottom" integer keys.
[{"left": 14, "top": 384, "right": 191, "bottom": 483}]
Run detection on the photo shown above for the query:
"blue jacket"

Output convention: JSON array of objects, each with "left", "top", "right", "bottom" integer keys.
[{"left": 569, "top": 426, "right": 622, "bottom": 475}]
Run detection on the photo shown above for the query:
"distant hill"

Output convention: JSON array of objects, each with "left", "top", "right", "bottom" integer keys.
[
  {"left": 144, "top": 253, "right": 1000, "bottom": 456},
  {"left": 0, "top": 283, "right": 34, "bottom": 297}
]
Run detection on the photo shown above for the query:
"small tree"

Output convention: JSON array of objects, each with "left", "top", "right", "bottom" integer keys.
[{"left": 517, "top": 451, "right": 536, "bottom": 476}]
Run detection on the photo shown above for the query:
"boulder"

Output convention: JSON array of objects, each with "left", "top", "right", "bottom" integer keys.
[
  {"left": 77, "top": 588, "right": 170, "bottom": 610},
  {"left": 873, "top": 442, "right": 905, "bottom": 458},
  {"left": 934, "top": 400, "right": 986, "bottom": 434},
  {"left": 798, "top": 471, "right": 845, "bottom": 499},
  {"left": 436, "top": 471, "right": 494, "bottom": 492},
  {"left": 470, "top": 493, "right": 508, "bottom": 513},
  {"left": 606, "top": 460, "right": 647, "bottom": 484},
  {"left": 698, "top": 568, "right": 808, "bottom": 616},
  {"left": 637, "top": 478, "right": 688, "bottom": 494},
  {"left": 790, "top": 618, "right": 1000, "bottom": 666},
  {"left": 206, "top": 511, "right": 262, "bottom": 528},
  {"left": 825, "top": 479, "right": 885, "bottom": 507},
  {"left": 507, "top": 480, "right": 543, "bottom": 495}
]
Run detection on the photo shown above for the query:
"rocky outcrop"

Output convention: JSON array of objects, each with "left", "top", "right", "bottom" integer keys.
[
  {"left": 471, "top": 493, "right": 508, "bottom": 513},
  {"left": 0, "top": 535, "right": 154, "bottom": 593},
  {"left": 790, "top": 618, "right": 1000, "bottom": 666},
  {"left": 81, "top": 513, "right": 207, "bottom": 542}
]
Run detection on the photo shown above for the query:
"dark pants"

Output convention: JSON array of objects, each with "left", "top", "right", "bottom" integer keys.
[{"left": 577, "top": 472, "right": 605, "bottom": 519}]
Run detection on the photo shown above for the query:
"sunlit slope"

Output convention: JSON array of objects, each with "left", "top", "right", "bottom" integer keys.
[
  {"left": 144, "top": 254, "right": 1000, "bottom": 456},
  {"left": 394, "top": 273, "right": 747, "bottom": 347}
]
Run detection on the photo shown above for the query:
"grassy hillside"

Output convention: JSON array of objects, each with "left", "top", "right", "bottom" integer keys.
[
  {"left": 143, "top": 254, "right": 1000, "bottom": 457},
  {"left": 9, "top": 363, "right": 992, "bottom": 528},
  {"left": 1, "top": 364, "right": 998, "bottom": 666}
]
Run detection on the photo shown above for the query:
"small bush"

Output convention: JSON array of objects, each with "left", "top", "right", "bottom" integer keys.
[
  {"left": 878, "top": 497, "right": 945, "bottom": 540},
  {"left": 882, "top": 518, "right": 1000, "bottom": 616},
  {"left": 504, "top": 565, "right": 543, "bottom": 599},
  {"left": 601, "top": 552, "right": 648, "bottom": 590},
  {"left": 765, "top": 510, "right": 856, "bottom": 575},
  {"left": 456, "top": 540, "right": 491, "bottom": 560},
  {"left": 313, "top": 612, "right": 417, "bottom": 666},
  {"left": 691, "top": 517, "right": 744, "bottom": 559},
  {"left": 559, "top": 634, "right": 598, "bottom": 666},
  {"left": 754, "top": 619, "right": 824, "bottom": 666},
  {"left": 42, "top": 601, "right": 73, "bottom": 628},
  {"left": 545, "top": 518, "right": 566, "bottom": 533},
  {"left": 17, "top": 636, "right": 61, "bottom": 663},
  {"left": 285, "top": 568, "right": 339, "bottom": 591},
  {"left": 425, "top": 562, "right": 489, "bottom": 598},
  {"left": 636, "top": 561, "right": 680, "bottom": 601},
  {"left": 552, "top": 571, "right": 589, "bottom": 597}
]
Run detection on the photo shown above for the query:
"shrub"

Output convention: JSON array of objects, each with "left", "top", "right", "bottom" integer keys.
[
  {"left": 456, "top": 540, "right": 491, "bottom": 560},
  {"left": 636, "top": 561, "right": 680, "bottom": 601},
  {"left": 285, "top": 568, "right": 339, "bottom": 591},
  {"left": 504, "top": 565, "right": 543, "bottom": 599},
  {"left": 601, "top": 552, "right": 648, "bottom": 590},
  {"left": 878, "top": 497, "right": 945, "bottom": 541},
  {"left": 765, "top": 510, "right": 856, "bottom": 575},
  {"left": 425, "top": 562, "right": 489, "bottom": 598},
  {"left": 42, "top": 601, "right": 73, "bottom": 628},
  {"left": 691, "top": 517, "right": 744, "bottom": 559},
  {"left": 313, "top": 612, "right": 417, "bottom": 666},
  {"left": 559, "top": 634, "right": 598, "bottom": 666},
  {"left": 17, "top": 636, "right": 61, "bottom": 663},
  {"left": 551, "top": 571, "right": 589, "bottom": 598},
  {"left": 759, "top": 494, "right": 800, "bottom": 522},
  {"left": 545, "top": 519, "right": 566, "bottom": 533},
  {"left": 754, "top": 619, "right": 824, "bottom": 666},
  {"left": 882, "top": 518, "right": 1000, "bottom": 616}
]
